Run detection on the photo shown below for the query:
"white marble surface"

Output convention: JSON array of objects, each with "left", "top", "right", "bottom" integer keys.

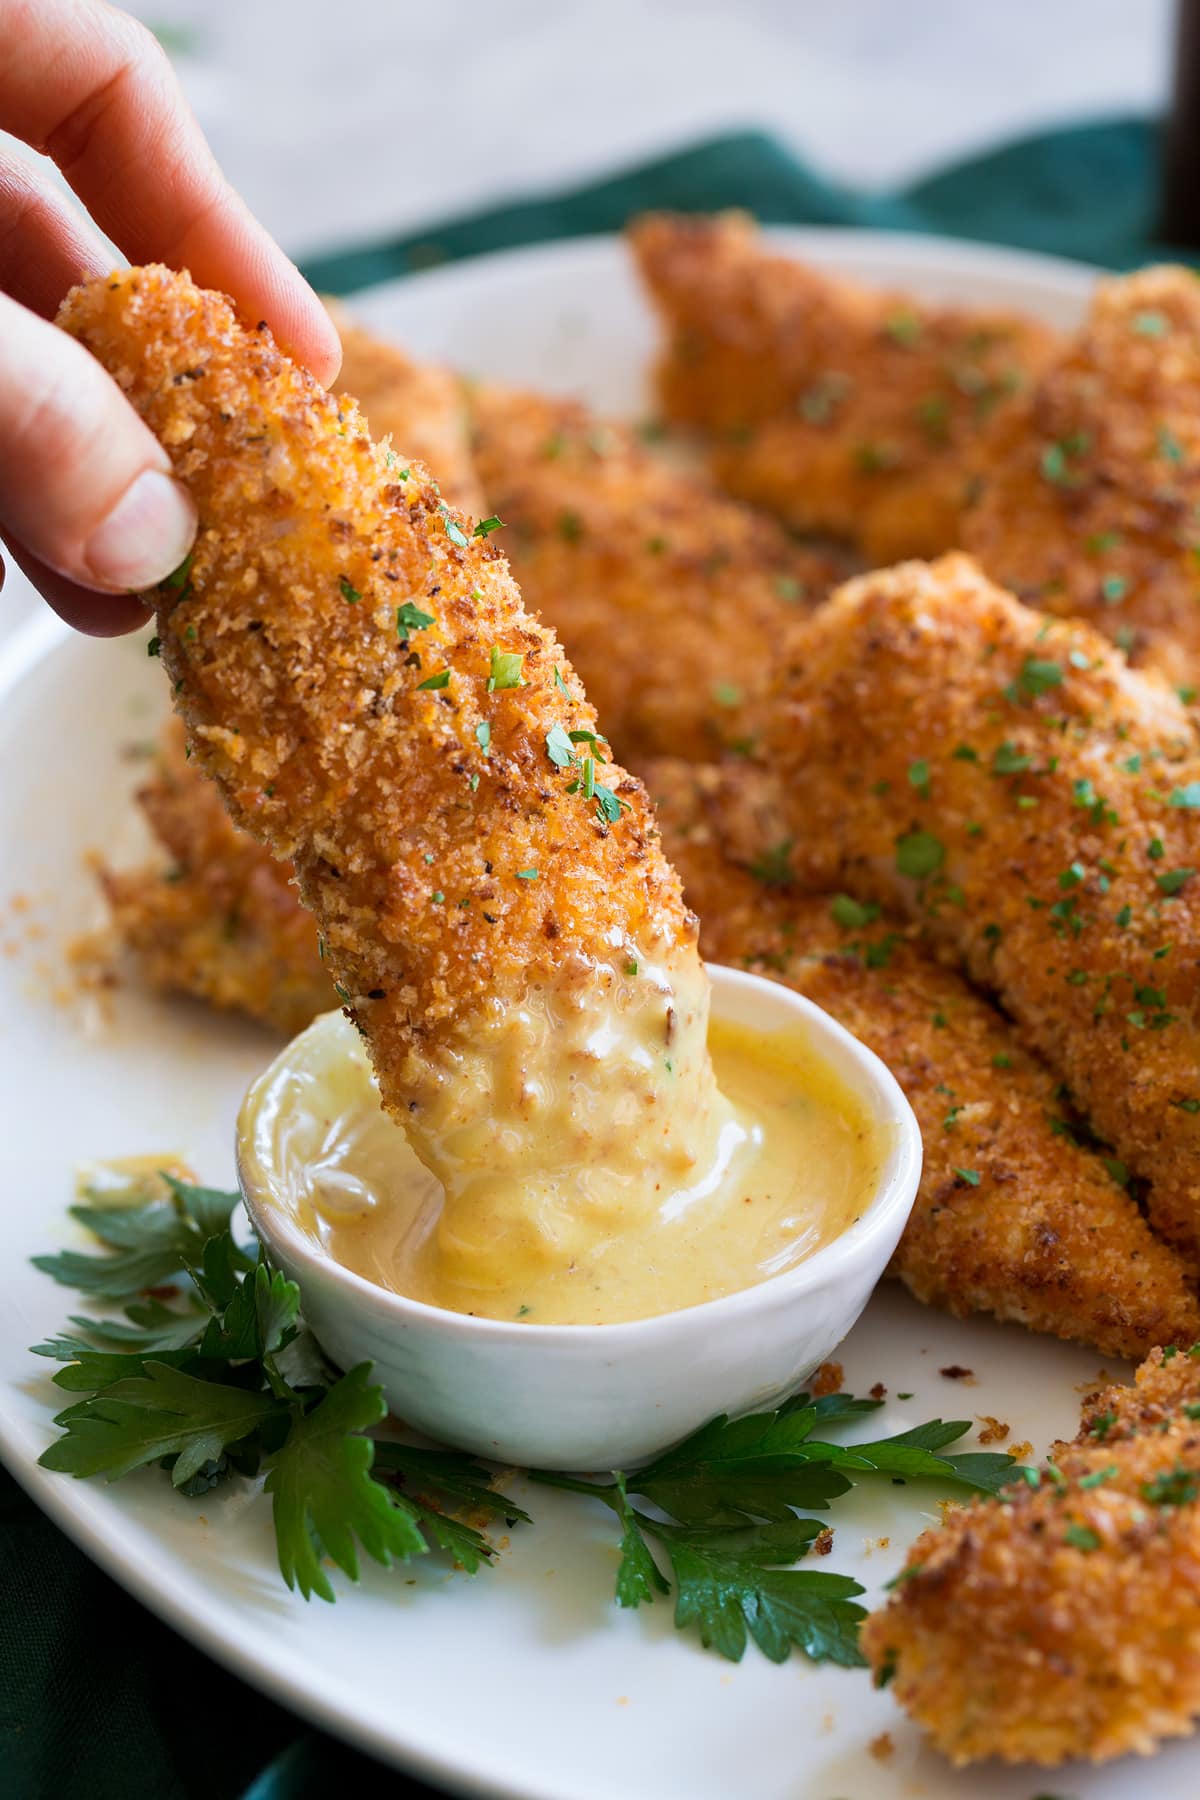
[{"left": 0, "top": 0, "right": 1174, "bottom": 644}]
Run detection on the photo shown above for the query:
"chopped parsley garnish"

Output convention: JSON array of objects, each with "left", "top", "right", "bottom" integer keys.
[
  {"left": 594, "top": 783, "right": 629, "bottom": 825},
  {"left": 1142, "top": 1466, "right": 1198, "bottom": 1507},
  {"left": 895, "top": 830, "right": 945, "bottom": 880},
  {"left": 161, "top": 551, "right": 194, "bottom": 594},
  {"left": 1063, "top": 1524, "right": 1101, "bottom": 1551},
  {"left": 557, "top": 510, "right": 584, "bottom": 543},
  {"left": 339, "top": 576, "right": 361, "bottom": 604},
  {"left": 992, "top": 741, "right": 1031, "bottom": 775},
  {"left": 474, "top": 721, "right": 491, "bottom": 755},
  {"left": 553, "top": 665, "right": 571, "bottom": 699},
  {"left": 1156, "top": 867, "right": 1194, "bottom": 896},
  {"left": 907, "top": 758, "right": 931, "bottom": 795},
  {"left": 953, "top": 1168, "right": 981, "bottom": 1187},
  {"left": 830, "top": 895, "right": 881, "bottom": 930},
  {"left": 1017, "top": 656, "right": 1064, "bottom": 698},
  {"left": 545, "top": 724, "right": 576, "bottom": 769},
  {"left": 514, "top": 868, "right": 539, "bottom": 881},
  {"left": 396, "top": 601, "right": 434, "bottom": 640},
  {"left": 884, "top": 309, "right": 923, "bottom": 347},
  {"left": 1101, "top": 574, "right": 1128, "bottom": 605},
  {"left": 712, "top": 682, "right": 742, "bottom": 708},
  {"left": 750, "top": 841, "right": 794, "bottom": 888},
  {"left": 487, "top": 649, "right": 525, "bottom": 692},
  {"left": 1132, "top": 308, "right": 1169, "bottom": 337},
  {"left": 441, "top": 509, "right": 470, "bottom": 549},
  {"left": 797, "top": 371, "right": 851, "bottom": 424},
  {"left": 147, "top": 636, "right": 162, "bottom": 658},
  {"left": 1169, "top": 782, "right": 1200, "bottom": 809},
  {"left": 1040, "top": 433, "right": 1090, "bottom": 487},
  {"left": 1157, "top": 424, "right": 1186, "bottom": 466},
  {"left": 473, "top": 516, "right": 505, "bottom": 538},
  {"left": 416, "top": 670, "right": 451, "bottom": 691}
]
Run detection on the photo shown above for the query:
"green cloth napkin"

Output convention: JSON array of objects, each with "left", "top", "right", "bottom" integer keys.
[
  {"left": 302, "top": 117, "right": 1171, "bottom": 296},
  {"left": 4, "top": 116, "right": 1177, "bottom": 1800}
]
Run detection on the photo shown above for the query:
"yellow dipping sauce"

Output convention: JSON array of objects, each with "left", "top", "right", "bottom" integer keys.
[{"left": 242, "top": 1006, "right": 883, "bottom": 1326}]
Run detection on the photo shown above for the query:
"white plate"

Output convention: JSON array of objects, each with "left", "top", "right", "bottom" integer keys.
[{"left": 2, "top": 230, "right": 1194, "bottom": 1800}]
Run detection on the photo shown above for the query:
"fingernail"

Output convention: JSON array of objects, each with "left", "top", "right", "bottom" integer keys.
[{"left": 83, "top": 470, "right": 197, "bottom": 592}]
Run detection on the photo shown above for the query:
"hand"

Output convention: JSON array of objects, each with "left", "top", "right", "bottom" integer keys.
[{"left": 0, "top": 0, "right": 340, "bottom": 634}]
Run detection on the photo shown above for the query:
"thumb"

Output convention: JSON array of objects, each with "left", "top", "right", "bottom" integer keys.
[{"left": 0, "top": 286, "right": 196, "bottom": 626}]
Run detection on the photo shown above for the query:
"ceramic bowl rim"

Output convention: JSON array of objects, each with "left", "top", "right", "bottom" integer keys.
[{"left": 237, "top": 962, "right": 923, "bottom": 1349}]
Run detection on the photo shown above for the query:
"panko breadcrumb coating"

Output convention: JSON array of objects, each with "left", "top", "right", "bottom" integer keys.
[
  {"left": 99, "top": 720, "right": 328, "bottom": 1034},
  {"left": 648, "top": 757, "right": 1200, "bottom": 1361},
  {"left": 963, "top": 266, "right": 1200, "bottom": 693},
  {"left": 630, "top": 211, "right": 1058, "bottom": 562},
  {"left": 326, "top": 303, "right": 484, "bottom": 516},
  {"left": 469, "top": 383, "right": 846, "bottom": 760},
  {"left": 60, "top": 266, "right": 697, "bottom": 1142},
  {"left": 863, "top": 1343, "right": 1200, "bottom": 1765},
  {"left": 757, "top": 555, "right": 1200, "bottom": 1259}
]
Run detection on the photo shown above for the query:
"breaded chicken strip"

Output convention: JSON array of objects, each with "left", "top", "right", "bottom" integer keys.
[
  {"left": 863, "top": 1343, "right": 1200, "bottom": 1765},
  {"left": 649, "top": 757, "right": 1200, "bottom": 1361},
  {"left": 99, "top": 720, "right": 328, "bottom": 1034},
  {"left": 630, "top": 211, "right": 1057, "bottom": 562},
  {"left": 326, "top": 303, "right": 483, "bottom": 516},
  {"left": 469, "top": 383, "right": 845, "bottom": 761},
  {"left": 755, "top": 555, "right": 1200, "bottom": 1258},
  {"left": 964, "top": 266, "right": 1200, "bottom": 693},
  {"left": 60, "top": 269, "right": 705, "bottom": 1194}
]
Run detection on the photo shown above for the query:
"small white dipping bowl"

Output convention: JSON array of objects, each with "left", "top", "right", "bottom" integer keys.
[{"left": 237, "top": 965, "right": 921, "bottom": 1470}]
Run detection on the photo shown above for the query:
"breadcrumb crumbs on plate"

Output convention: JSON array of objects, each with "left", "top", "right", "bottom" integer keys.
[
  {"left": 868, "top": 1731, "right": 895, "bottom": 1762},
  {"left": 938, "top": 1365, "right": 976, "bottom": 1382},
  {"left": 976, "top": 1415, "right": 1010, "bottom": 1444},
  {"left": 812, "top": 1360, "right": 844, "bottom": 1397},
  {"left": 813, "top": 1527, "right": 834, "bottom": 1556}
]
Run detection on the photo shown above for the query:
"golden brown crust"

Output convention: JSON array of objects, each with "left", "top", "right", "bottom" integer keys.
[
  {"left": 98, "top": 721, "right": 328, "bottom": 1034},
  {"left": 963, "top": 266, "right": 1200, "bottom": 692},
  {"left": 326, "top": 304, "right": 484, "bottom": 516},
  {"left": 863, "top": 1344, "right": 1200, "bottom": 1765},
  {"left": 60, "top": 265, "right": 695, "bottom": 1119},
  {"left": 648, "top": 757, "right": 1200, "bottom": 1361},
  {"left": 755, "top": 554, "right": 1200, "bottom": 1257},
  {"left": 469, "top": 383, "right": 845, "bottom": 761},
  {"left": 630, "top": 211, "right": 1057, "bottom": 561}
]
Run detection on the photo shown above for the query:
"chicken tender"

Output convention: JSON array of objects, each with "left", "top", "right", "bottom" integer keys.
[
  {"left": 862, "top": 1343, "right": 1200, "bottom": 1765},
  {"left": 649, "top": 758, "right": 1200, "bottom": 1361},
  {"left": 326, "top": 303, "right": 483, "bottom": 516},
  {"left": 99, "top": 720, "right": 328, "bottom": 1034},
  {"left": 964, "top": 266, "right": 1200, "bottom": 693},
  {"left": 755, "top": 555, "right": 1200, "bottom": 1259},
  {"left": 630, "top": 211, "right": 1058, "bottom": 562},
  {"left": 469, "top": 383, "right": 845, "bottom": 760},
  {"left": 60, "top": 267, "right": 701, "bottom": 1191}
]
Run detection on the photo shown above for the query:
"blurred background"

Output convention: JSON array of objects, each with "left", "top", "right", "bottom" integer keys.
[
  {"left": 127, "top": 0, "right": 1169, "bottom": 259},
  {"left": 0, "top": 0, "right": 1178, "bottom": 646}
]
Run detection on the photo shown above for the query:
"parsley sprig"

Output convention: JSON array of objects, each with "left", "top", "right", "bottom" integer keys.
[
  {"left": 33, "top": 1175, "right": 1022, "bottom": 1663},
  {"left": 33, "top": 1173, "right": 526, "bottom": 1588},
  {"left": 531, "top": 1392, "right": 1019, "bottom": 1666}
]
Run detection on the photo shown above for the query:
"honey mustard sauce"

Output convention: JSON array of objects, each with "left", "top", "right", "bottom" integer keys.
[{"left": 244, "top": 954, "right": 883, "bottom": 1325}]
